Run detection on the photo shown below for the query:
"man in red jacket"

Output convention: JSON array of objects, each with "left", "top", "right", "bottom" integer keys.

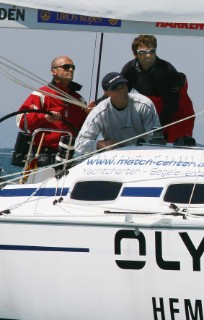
[{"left": 17, "top": 55, "right": 87, "bottom": 166}]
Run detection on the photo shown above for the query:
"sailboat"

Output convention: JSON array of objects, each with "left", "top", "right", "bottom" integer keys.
[{"left": 0, "top": 1, "right": 204, "bottom": 319}]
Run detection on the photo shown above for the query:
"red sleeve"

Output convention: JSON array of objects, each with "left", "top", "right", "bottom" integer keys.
[{"left": 18, "top": 92, "right": 49, "bottom": 132}]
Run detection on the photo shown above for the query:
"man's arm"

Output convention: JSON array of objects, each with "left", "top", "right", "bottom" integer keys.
[
  {"left": 141, "top": 99, "right": 161, "bottom": 134},
  {"left": 17, "top": 89, "right": 67, "bottom": 133},
  {"left": 17, "top": 92, "right": 49, "bottom": 132},
  {"left": 74, "top": 110, "right": 103, "bottom": 157}
]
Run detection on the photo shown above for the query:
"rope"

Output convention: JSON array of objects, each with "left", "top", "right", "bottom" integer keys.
[
  {"left": 0, "top": 56, "right": 87, "bottom": 109},
  {"left": 0, "top": 107, "right": 202, "bottom": 176}
]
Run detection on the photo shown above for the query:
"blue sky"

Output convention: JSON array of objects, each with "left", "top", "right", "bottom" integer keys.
[{"left": 0, "top": 29, "right": 203, "bottom": 148}]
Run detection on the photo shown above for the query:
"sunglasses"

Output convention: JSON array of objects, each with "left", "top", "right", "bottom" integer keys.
[
  {"left": 136, "top": 48, "right": 156, "bottom": 55},
  {"left": 53, "top": 64, "right": 76, "bottom": 71}
]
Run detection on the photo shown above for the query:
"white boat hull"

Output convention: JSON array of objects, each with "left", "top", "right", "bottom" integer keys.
[{"left": 0, "top": 218, "right": 203, "bottom": 320}]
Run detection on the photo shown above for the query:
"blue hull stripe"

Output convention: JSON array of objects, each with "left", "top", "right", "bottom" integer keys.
[
  {"left": 0, "top": 244, "right": 89, "bottom": 252},
  {"left": 0, "top": 187, "right": 162, "bottom": 198},
  {"left": 0, "top": 187, "right": 69, "bottom": 197},
  {"left": 121, "top": 187, "right": 163, "bottom": 197}
]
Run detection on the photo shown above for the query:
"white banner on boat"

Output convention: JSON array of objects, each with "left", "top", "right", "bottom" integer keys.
[
  {"left": 1, "top": 0, "right": 204, "bottom": 24},
  {"left": 0, "top": 4, "right": 204, "bottom": 36}
]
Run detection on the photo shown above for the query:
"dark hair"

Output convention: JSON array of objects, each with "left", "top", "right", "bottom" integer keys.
[{"left": 132, "top": 35, "right": 157, "bottom": 55}]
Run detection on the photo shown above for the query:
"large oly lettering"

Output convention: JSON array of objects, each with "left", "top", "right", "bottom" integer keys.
[
  {"left": 180, "top": 233, "right": 204, "bottom": 271},
  {"left": 156, "top": 231, "right": 180, "bottom": 270},
  {"left": 115, "top": 229, "right": 146, "bottom": 269}
]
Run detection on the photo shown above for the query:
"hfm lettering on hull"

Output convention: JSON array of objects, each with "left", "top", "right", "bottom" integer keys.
[
  {"left": 114, "top": 230, "right": 204, "bottom": 271},
  {"left": 152, "top": 298, "right": 203, "bottom": 320}
]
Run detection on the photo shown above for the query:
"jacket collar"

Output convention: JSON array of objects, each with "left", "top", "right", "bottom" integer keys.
[{"left": 49, "top": 79, "right": 82, "bottom": 92}]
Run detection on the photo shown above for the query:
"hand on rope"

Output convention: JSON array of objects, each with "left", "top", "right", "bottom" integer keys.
[
  {"left": 0, "top": 109, "right": 79, "bottom": 134},
  {"left": 45, "top": 111, "right": 62, "bottom": 122},
  {"left": 85, "top": 100, "right": 96, "bottom": 114}
]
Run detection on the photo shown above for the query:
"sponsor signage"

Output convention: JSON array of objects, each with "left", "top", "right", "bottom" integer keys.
[
  {"left": 156, "top": 22, "right": 204, "bottom": 30},
  {"left": 37, "top": 10, "right": 121, "bottom": 28},
  {"left": 0, "top": 5, "right": 204, "bottom": 36},
  {"left": 0, "top": 6, "right": 25, "bottom": 21}
]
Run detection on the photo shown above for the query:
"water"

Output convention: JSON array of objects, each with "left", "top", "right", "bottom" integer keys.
[{"left": 0, "top": 148, "right": 21, "bottom": 181}]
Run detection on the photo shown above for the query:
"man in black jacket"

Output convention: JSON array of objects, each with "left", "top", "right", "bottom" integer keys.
[{"left": 121, "top": 35, "right": 195, "bottom": 142}]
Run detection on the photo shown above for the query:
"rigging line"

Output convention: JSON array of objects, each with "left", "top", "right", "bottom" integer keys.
[
  {"left": 0, "top": 66, "right": 86, "bottom": 108},
  {"left": 0, "top": 58, "right": 87, "bottom": 107},
  {"left": 0, "top": 155, "right": 60, "bottom": 185},
  {"left": 90, "top": 110, "right": 199, "bottom": 151},
  {"left": 24, "top": 108, "right": 202, "bottom": 170},
  {"left": 187, "top": 149, "right": 204, "bottom": 210},
  {"left": 88, "top": 33, "right": 98, "bottom": 101},
  {"left": 48, "top": 82, "right": 85, "bottom": 105},
  {"left": 3, "top": 178, "right": 51, "bottom": 212},
  {"left": 37, "top": 88, "right": 86, "bottom": 108},
  {"left": 0, "top": 173, "right": 23, "bottom": 187},
  {"left": 0, "top": 59, "right": 47, "bottom": 88},
  {"left": 0, "top": 67, "right": 87, "bottom": 108},
  {"left": 0, "top": 60, "right": 73, "bottom": 102},
  {"left": 0, "top": 55, "right": 48, "bottom": 85},
  {"left": 0, "top": 55, "right": 72, "bottom": 100},
  {"left": 59, "top": 111, "right": 202, "bottom": 166}
]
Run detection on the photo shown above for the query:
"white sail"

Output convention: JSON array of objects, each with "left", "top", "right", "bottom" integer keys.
[
  {"left": 0, "top": 1, "right": 204, "bottom": 36},
  {"left": 1, "top": 0, "right": 204, "bottom": 22}
]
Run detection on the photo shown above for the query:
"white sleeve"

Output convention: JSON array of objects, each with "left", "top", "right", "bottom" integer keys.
[
  {"left": 142, "top": 100, "right": 161, "bottom": 133},
  {"left": 74, "top": 109, "right": 103, "bottom": 156}
]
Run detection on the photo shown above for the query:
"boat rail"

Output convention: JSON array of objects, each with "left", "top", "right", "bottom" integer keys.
[
  {"left": 23, "top": 128, "right": 70, "bottom": 168},
  {"left": 13, "top": 128, "right": 74, "bottom": 183}
]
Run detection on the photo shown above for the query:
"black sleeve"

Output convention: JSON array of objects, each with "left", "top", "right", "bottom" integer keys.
[
  {"left": 95, "top": 94, "right": 106, "bottom": 105},
  {"left": 158, "top": 63, "right": 182, "bottom": 125},
  {"left": 121, "top": 61, "right": 135, "bottom": 92}
]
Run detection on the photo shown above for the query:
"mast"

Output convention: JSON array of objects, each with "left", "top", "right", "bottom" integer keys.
[{"left": 95, "top": 33, "right": 104, "bottom": 101}]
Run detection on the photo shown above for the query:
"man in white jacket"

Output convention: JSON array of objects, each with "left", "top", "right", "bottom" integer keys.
[{"left": 74, "top": 72, "right": 160, "bottom": 156}]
